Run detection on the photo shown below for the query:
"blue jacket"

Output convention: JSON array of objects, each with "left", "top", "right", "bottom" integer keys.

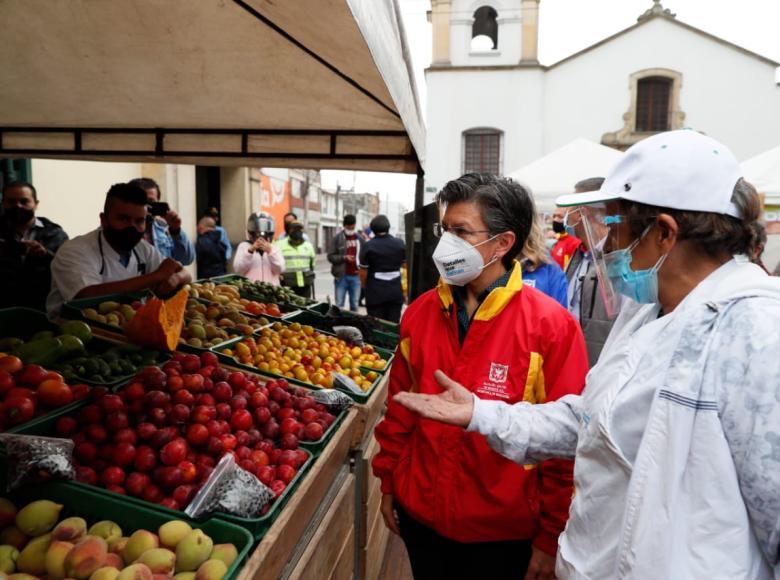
[
  {"left": 151, "top": 218, "right": 195, "bottom": 265},
  {"left": 522, "top": 261, "right": 568, "bottom": 308},
  {"left": 215, "top": 225, "right": 232, "bottom": 260}
]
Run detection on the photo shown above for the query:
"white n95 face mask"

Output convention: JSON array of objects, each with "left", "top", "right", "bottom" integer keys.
[{"left": 432, "top": 231, "right": 498, "bottom": 286}]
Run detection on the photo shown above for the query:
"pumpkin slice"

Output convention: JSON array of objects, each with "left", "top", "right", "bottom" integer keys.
[{"left": 125, "top": 288, "right": 188, "bottom": 352}]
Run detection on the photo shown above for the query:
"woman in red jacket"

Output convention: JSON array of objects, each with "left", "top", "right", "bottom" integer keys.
[{"left": 373, "top": 174, "right": 588, "bottom": 579}]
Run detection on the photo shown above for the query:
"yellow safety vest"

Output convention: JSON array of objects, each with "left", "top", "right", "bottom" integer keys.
[{"left": 276, "top": 238, "right": 315, "bottom": 287}]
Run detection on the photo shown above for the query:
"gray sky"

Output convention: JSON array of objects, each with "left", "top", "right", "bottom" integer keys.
[{"left": 322, "top": 0, "right": 780, "bottom": 209}]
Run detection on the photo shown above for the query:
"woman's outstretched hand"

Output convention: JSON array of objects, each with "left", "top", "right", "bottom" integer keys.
[{"left": 394, "top": 370, "right": 475, "bottom": 428}]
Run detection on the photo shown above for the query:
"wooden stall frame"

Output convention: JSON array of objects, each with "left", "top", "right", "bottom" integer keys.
[{"left": 237, "top": 409, "right": 358, "bottom": 580}]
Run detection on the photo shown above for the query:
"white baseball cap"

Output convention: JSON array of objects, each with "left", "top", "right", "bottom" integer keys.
[{"left": 556, "top": 130, "right": 744, "bottom": 218}]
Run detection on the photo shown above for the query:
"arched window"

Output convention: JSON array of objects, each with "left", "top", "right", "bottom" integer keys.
[
  {"left": 471, "top": 6, "right": 498, "bottom": 51},
  {"left": 636, "top": 76, "right": 672, "bottom": 132},
  {"left": 463, "top": 128, "right": 502, "bottom": 174}
]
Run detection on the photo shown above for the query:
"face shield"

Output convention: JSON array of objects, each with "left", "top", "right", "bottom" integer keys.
[{"left": 564, "top": 205, "right": 628, "bottom": 318}]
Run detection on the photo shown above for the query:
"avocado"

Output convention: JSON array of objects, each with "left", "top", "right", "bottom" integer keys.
[
  {"left": 0, "top": 337, "right": 23, "bottom": 352},
  {"left": 29, "top": 330, "right": 55, "bottom": 341},
  {"left": 59, "top": 334, "right": 86, "bottom": 356},
  {"left": 17, "top": 337, "right": 65, "bottom": 366},
  {"left": 59, "top": 320, "right": 93, "bottom": 344}
]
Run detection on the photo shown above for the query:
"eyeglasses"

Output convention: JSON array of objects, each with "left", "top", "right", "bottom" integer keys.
[{"left": 433, "top": 223, "right": 492, "bottom": 239}]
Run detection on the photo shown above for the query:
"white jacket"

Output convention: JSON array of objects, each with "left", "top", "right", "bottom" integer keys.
[{"left": 468, "top": 260, "right": 780, "bottom": 579}]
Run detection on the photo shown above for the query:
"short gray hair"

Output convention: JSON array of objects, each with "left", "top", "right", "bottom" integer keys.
[{"left": 574, "top": 177, "right": 605, "bottom": 193}]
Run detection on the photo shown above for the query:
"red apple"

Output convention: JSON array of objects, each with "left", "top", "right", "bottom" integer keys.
[
  {"left": 230, "top": 409, "right": 253, "bottom": 431},
  {"left": 254, "top": 407, "right": 272, "bottom": 425},
  {"left": 276, "top": 464, "right": 296, "bottom": 484},
  {"left": 270, "top": 480, "right": 287, "bottom": 497},
  {"left": 181, "top": 354, "right": 201, "bottom": 373},
  {"left": 192, "top": 405, "right": 216, "bottom": 424},
  {"left": 75, "top": 465, "right": 98, "bottom": 485},
  {"left": 75, "top": 441, "right": 99, "bottom": 464},
  {"left": 126, "top": 471, "right": 150, "bottom": 496},
  {"left": 122, "top": 381, "right": 146, "bottom": 402},
  {"left": 178, "top": 460, "right": 197, "bottom": 483},
  {"left": 279, "top": 433, "right": 299, "bottom": 450},
  {"left": 170, "top": 404, "right": 190, "bottom": 423},
  {"left": 113, "top": 428, "right": 137, "bottom": 445},
  {"left": 100, "top": 466, "right": 125, "bottom": 486},
  {"left": 186, "top": 423, "right": 209, "bottom": 447},
  {"left": 160, "top": 438, "right": 188, "bottom": 466},
  {"left": 113, "top": 442, "right": 137, "bottom": 467},
  {"left": 173, "top": 389, "right": 195, "bottom": 406},
  {"left": 105, "top": 411, "right": 129, "bottom": 433},
  {"left": 200, "top": 352, "right": 219, "bottom": 368},
  {"left": 183, "top": 374, "right": 204, "bottom": 393},
  {"left": 220, "top": 433, "right": 237, "bottom": 451},
  {"left": 55, "top": 416, "right": 78, "bottom": 436},
  {"left": 304, "top": 422, "right": 325, "bottom": 441},
  {"left": 229, "top": 395, "right": 247, "bottom": 411},
  {"left": 78, "top": 404, "right": 103, "bottom": 425},
  {"left": 158, "top": 497, "right": 180, "bottom": 510},
  {"left": 134, "top": 445, "right": 158, "bottom": 472},
  {"left": 206, "top": 437, "right": 224, "bottom": 456},
  {"left": 213, "top": 382, "right": 232, "bottom": 402},
  {"left": 86, "top": 424, "right": 109, "bottom": 444},
  {"left": 173, "top": 484, "right": 195, "bottom": 506},
  {"left": 137, "top": 422, "right": 157, "bottom": 441},
  {"left": 166, "top": 375, "right": 184, "bottom": 392},
  {"left": 141, "top": 484, "right": 163, "bottom": 503},
  {"left": 256, "top": 466, "right": 275, "bottom": 486}
]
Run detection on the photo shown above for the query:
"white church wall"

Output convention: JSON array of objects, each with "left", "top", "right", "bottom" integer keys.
[
  {"left": 544, "top": 17, "right": 780, "bottom": 161},
  {"left": 425, "top": 67, "right": 545, "bottom": 198}
]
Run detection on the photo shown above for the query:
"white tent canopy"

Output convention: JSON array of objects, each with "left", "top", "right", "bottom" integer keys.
[
  {"left": 742, "top": 144, "right": 780, "bottom": 202},
  {"left": 508, "top": 139, "right": 623, "bottom": 210},
  {"left": 0, "top": 0, "right": 425, "bottom": 174}
]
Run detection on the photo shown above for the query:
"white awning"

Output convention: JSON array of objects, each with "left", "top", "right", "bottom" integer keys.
[
  {"left": 0, "top": 0, "right": 425, "bottom": 174},
  {"left": 508, "top": 139, "right": 624, "bottom": 210},
  {"left": 742, "top": 144, "right": 780, "bottom": 203}
]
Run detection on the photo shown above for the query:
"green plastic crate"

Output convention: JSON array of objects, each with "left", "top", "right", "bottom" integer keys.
[
  {"left": 213, "top": 336, "right": 382, "bottom": 404},
  {"left": 292, "top": 306, "right": 400, "bottom": 349},
  {"left": 9, "top": 378, "right": 318, "bottom": 540},
  {"left": 60, "top": 293, "right": 146, "bottom": 335},
  {"left": 0, "top": 307, "right": 59, "bottom": 340},
  {"left": 304, "top": 302, "right": 400, "bottom": 333},
  {"left": 7, "top": 481, "right": 253, "bottom": 580}
]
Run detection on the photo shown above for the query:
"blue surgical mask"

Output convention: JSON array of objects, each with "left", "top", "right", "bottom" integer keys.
[{"left": 603, "top": 227, "right": 667, "bottom": 304}]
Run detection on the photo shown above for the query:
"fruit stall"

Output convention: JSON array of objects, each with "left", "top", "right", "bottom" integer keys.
[
  {"left": 0, "top": 273, "right": 395, "bottom": 579},
  {"left": 1, "top": 0, "right": 426, "bottom": 576}
]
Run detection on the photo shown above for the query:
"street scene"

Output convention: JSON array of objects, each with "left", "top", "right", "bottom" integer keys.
[{"left": 0, "top": 0, "right": 779, "bottom": 579}]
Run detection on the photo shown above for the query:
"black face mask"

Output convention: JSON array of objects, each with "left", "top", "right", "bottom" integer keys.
[
  {"left": 103, "top": 226, "right": 143, "bottom": 254},
  {"left": 4, "top": 207, "right": 35, "bottom": 226},
  {"left": 290, "top": 231, "right": 304, "bottom": 242},
  {"left": 552, "top": 221, "right": 566, "bottom": 234}
]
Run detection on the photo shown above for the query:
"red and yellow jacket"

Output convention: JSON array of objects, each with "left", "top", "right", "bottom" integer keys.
[
  {"left": 372, "top": 261, "right": 588, "bottom": 554},
  {"left": 551, "top": 233, "right": 583, "bottom": 271}
]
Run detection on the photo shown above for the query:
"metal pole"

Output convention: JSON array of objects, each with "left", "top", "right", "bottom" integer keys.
[{"left": 409, "top": 163, "right": 425, "bottom": 300}]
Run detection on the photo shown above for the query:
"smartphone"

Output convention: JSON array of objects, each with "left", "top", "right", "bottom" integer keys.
[{"left": 149, "top": 202, "right": 170, "bottom": 217}]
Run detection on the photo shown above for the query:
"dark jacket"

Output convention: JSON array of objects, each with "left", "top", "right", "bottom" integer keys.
[
  {"left": 196, "top": 230, "right": 228, "bottom": 279},
  {"left": 0, "top": 216, "right": 68, "bottom": 311},
  {"left": 565, "top": 247, "right": 615, "bottom": 367},
  {"left": 327, "top": 229, "right": 362, "bottom": 279}
]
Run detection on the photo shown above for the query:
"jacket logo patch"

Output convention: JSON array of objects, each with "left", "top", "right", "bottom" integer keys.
[{"left": 488, "top": 363, "right": 509, "bottom": 384}]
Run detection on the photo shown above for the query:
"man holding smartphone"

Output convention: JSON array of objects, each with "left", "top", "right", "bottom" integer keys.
[
  {"left": 47, "top": 182, "right": 191, "bottom": 317},
  {"left": 129, "top": 177, "right": 195, "bottom": 266}
]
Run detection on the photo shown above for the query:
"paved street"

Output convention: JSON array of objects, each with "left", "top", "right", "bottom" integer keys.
[{"left": 311, "top": 253, "right": 368, "bottom": 315}]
